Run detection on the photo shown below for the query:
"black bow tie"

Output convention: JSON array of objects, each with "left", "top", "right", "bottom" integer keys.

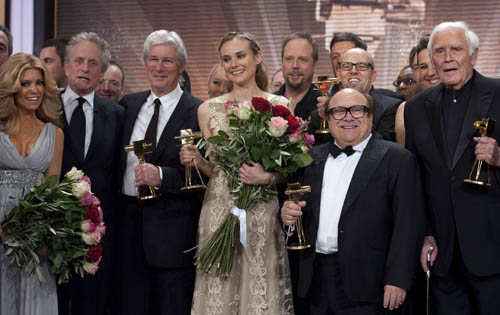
[{"left": 329, "top": 143, "right": 355, "bottom": 158}]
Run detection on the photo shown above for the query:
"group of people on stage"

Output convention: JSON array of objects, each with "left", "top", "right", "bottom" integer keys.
[{"left": 0, "top": 19, "right": 499, "bottom": 315}]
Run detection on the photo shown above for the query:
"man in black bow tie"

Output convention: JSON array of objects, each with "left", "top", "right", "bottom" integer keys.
[{"left": 281, "top": 88, "right": 425, "bottom": 315}]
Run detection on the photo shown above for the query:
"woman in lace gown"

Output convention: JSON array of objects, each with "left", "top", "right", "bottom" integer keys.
[
  {"left": 180, "top": 32, "right": 294, "bottom": 315},
  {"left": 0, "top": 53, "right": 64, "bottom": 315}
]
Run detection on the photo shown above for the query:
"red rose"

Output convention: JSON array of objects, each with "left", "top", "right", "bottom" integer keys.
[
  {"left": 286, "top": 115, "right": 300, "bottom": 133},
  {"left": 252, "top": 97, "right": 272, "bottom": 112},
  {"left": 84, "top": 204, "right": 101, "bottom": 223},
  {"left": 86, "top": 245, "right": 103, "bottom": 263},
  {"left": 272, "top": 105, "right": 291, "bottom": 118}
]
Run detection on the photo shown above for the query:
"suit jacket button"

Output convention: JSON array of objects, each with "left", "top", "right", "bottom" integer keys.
[{"left": 339, "top": 230, "right": 344, "bottom": 234}]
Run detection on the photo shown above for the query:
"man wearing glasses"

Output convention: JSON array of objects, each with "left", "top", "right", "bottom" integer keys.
[
  {"left": 310, "top": 48, "right": 401, "bottom": 142},
  {"left": 281, "top": 88, "right": 424, "bottom": 315}
]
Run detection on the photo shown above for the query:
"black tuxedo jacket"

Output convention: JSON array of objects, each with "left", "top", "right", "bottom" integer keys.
[
  {"left": 296, "top": 135, "right": 425, "bottom": 302},
  {"left": 309, "top": 91, "right": 401, "bottom": 142},
  {"left": 61, "top": 94, "right": 125, "bottom": 226},
  {"left": 405, "top": 71, "right": 500, "bottom": 277},
  {"left": 119, "top": 90, "right": 203, "bottom": 268}
]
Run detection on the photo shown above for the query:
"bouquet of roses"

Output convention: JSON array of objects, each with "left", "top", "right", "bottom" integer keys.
[
  {"left": 195, "top": 97, "right": 314, "bottom": 279},
  {"left": 1, "top": 167, "right": 105, "bottom": 284}
]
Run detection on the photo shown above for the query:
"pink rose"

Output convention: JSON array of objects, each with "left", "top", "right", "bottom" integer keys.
[
  {"left": 80, "top": 175, "right": 91, "bottom": 185},
  {"left": 83, "top": 261, "right": 100, "bottom": 275},
  {"left": 72, "top": 181, "right": 91, "bottom": 198},
  {"left": 304, "top": 133, "right": 315, "bottom": 148},
  {"left": 236, "top": 101, "right": 252, "bottom": 120},
  {"left": 225, "top": 101, "right": 237, "bottom": 114},
  {"left": 268, "top": 117, "right": 288, "bottom": 137},
  {"left": 81, "top": 193, "right": 100, "bottom": 207},
  {"left": 96, "top": 223, "right": 106, "bottom": 237},
  {"left": 81, "top": 219, "right": 97, "bottom": 233},
  {"left": 82, "top": 231, "right": 101, "bottom": 246},
  {"left": 289, "top": 128, "right": 302, "bottom": 143}
]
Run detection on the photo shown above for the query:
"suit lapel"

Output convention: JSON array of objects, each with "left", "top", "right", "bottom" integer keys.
[
  {"left": 424, "top": 86, "right": 451, "bottom": 169},
  {"left": 123, "top": 91, "right": 150, "bottom": 146},
  {"left": 309, "top": 146, "right": 329, "bottom": 227},
  {"left": 85, "top": 97, "right": 104, "bottom": 162},
  {"left": 340, "top": 137, "right": 387, "bottom": 219},
  {"left": 451, "top": 73, "right": 493, "bottom": 170},
  {"left": 150, "top": 92, "right": 191, "bottom": 163}
]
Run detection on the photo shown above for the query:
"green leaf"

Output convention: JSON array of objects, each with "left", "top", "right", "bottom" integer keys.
[{"left": 292, "top": 152, "right": 314, "bottom": 167}]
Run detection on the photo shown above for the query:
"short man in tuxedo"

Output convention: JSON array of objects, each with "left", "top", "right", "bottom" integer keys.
[
  {"left": 282, "top": 88, "right": 424, "bottom": 315},
  {"left": 60, "top": 32, "right": 125, "bottom": 315},
  {"left": 274, "top": 32, "right": 322, "bottom": 121},
  {"left": 405, "top": 21, "right": 500, "bottom": 315},
  {"left": 310, "top": 48, "right": 401, "bottom": 142},
  {"left": 118, "top": 30, "right": 203, "bottom": 315}
]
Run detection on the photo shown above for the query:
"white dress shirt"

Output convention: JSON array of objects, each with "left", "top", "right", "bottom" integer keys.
[
  {"left": 62, "top": 87, "right": 95, "bottom": 158},
  {"left": 122, "top": 85, "right": 183, "bottom": 196},
  {"left": 316, "top": 134, "right": 372, "bottom": 254}
]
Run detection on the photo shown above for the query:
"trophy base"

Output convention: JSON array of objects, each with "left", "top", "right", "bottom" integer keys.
[
  {"left": 138, "top": 193, "right": 160, "bottom": 200},
  {"left": 286, "top": 243, "right": 311, "bottom": 250},
  {"left": 315, "top": 129, "right": 330, "bottom": 134},
  {"left": 464, "top": 179, "right": 491, "bottom": 186},
  {"left": 181, "top": 184, "right": 207, "bottom": 191}
]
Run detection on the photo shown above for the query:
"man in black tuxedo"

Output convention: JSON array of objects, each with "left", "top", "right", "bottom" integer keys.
[
  {"left": 282, "top": 88, "right": 424, "bottom": 314},
  {"left": 309, "top": 48, "right": 402, "bottom": 142},
  {"left": 59, "top": 32, "right": 124, "bottom": 315},
  {"left": 405, "top": 21, "right": 500, "bottom": 315},
  {"left": 117, "top": 30, "right": 203, "bottom": 315}
]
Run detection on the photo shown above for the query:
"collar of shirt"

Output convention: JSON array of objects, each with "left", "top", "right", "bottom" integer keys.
[
  {"left": 62, "top": 86, "right": 95, "bottom": 109},
  {"left": 148, "top": 84, "right": 183, "bottom": 110},
  {"left": 332, "top": 133, "right": 372, "bottom": 158}
]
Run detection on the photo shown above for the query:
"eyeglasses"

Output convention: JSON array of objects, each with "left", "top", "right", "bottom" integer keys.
[
  {"left": 393, "top": 78, "right": 416, "bottom": 87},
  {"left": 338, "top": 62, "right": 373, "bottom": 72},
  {"left": 327, "top": 105, "right": 371, "bottom": 120}
]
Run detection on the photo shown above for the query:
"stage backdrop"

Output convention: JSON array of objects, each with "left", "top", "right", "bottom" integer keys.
[{"left": 56, "top": 0, "right": 500, "bottom": 100}]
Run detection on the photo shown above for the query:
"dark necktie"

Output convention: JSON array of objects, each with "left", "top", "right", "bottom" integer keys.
[
  {"left": 329, "top": 143, "right": 354, "bottom": 158},
  {"left": 69, "top": 97, "right": 86, "bottom": 160},
  {"left": 144, "top": 98, "right": 161, "bottom": 161}
]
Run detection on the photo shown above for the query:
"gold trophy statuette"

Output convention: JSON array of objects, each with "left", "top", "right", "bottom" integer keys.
[
  {"left": 285, "top": 182, "right": 312, "bottom": 250},
  {"left": 174, "top": 129, "right": 206, "bottom": 191},
  {"left": 312, "top": 75, "right": 339, "bottom": 134},
  {"left": 464, "top": 117, "right": 496, "bottom": 186},
  {"left": 124, "top": 140, "right": 160, "bottom": 200}
]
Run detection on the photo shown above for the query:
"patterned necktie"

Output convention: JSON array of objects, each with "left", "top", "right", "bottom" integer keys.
[
  {"left": 69, "top": 97, "right": 86, "bottom": 160},
  {"left": 329, "top": 143, "right": 354, "bottom": 158},
  {"left": 144, "top": 98, "right": 161, "bottom": 161}
]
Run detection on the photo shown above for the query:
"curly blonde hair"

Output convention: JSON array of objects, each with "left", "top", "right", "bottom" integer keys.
[{"left": 0, "top": 53, "right": 63, "bottom": 134}]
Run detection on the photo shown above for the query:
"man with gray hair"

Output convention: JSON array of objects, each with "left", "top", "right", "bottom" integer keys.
[
  {"left": 59, "top": 31, "right": 125, "bottom": 315},
  {"left": 118, "top": 29, "right": 203, "bottom": 315},
  {"left": 405, "top": 21, "right": 500, "bottom": 314}
]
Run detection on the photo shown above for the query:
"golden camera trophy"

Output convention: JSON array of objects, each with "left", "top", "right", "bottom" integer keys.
[
  {"left": 124, "top": 139, "right": 160, "bottom": 200},
  {"left": 312, "top": 75, "right": 339, "bottom": 134},
  {"left": 174, "top": 129, "right": 206, "bottom": 191},
  {"left": 285, "top": 182, "right": 312, "bottom": 250},
  {"left": 464, "top": 118, "right": 496, "bottom": 186}
]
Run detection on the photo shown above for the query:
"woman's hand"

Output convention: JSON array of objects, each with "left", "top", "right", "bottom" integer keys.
[
  {"left": 239, "top": 161, "right": 272, "bottom": 186},
  {"left": 179, "top": 144, "right": 202, "bottom": 167}
]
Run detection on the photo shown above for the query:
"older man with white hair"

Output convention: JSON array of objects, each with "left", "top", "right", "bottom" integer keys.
[
  {"left": 405, "top": 21, "right": 500, "bottom": 315},
  {"left": 118, "top": 29, "right": 203, "bottom": 315}
]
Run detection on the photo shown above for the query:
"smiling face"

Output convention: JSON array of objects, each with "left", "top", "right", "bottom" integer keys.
[
  {"left": 15, "top": 68, "right": 45, "bottom": 113},
  {"left": 282, "top": 38, "right": 316, "bottom": 92},
  {"left": 95, "top": 64, "right": 123, "bottom": 102},
  {"left": 338, "top": 48, "right": 376, "bottom": 94},
  {"left": 415, "top": 48, "right": 440, "bottom": 89},
  {"left": 431, "top": 28, "right": 477, "bottom": 90},
  {"left": 65, "top": 41, "right": 104, "bottom": 96},
  {"left": 145, "top": 44, "right": 184, "bottom": 97},
  {"left": 220, "top": 38, "right": 261, "bottom": 88},
  {"left": 327, "top": 88, "right": 373, "bottom": 148},
  {"left": 208, "top": 65, "right": 228, "bottom": 98},
  {"left": 330, "top": 40, "right": 355, "bottom": 77}
]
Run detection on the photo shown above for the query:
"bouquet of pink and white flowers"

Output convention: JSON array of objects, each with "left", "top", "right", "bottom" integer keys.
[
  {"left": 1, "top": 167, "right": 105, "bottom": 284},
  {"left": 195, "top": 97, "right": 314, "bottom": 279}
]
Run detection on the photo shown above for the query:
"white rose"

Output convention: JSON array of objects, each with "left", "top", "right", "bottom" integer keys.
[
  {"left": 72, "top": 181, "right": 90, "bottom": 198},
  {"left": 65, "top": 167, "right": 84, "bottom": 181},
  {"left": 236, "top": 101, "right": 252, "bottom": 120},
  {"left": 83, "top": 261, "right": 99, "bottom": 275}
]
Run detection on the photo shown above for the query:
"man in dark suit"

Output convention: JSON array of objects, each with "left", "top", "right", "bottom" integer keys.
[
  {"left": 59, "top": 32, "right": 125, "bottom": 315},
  {"left": 117, "top": 30, "right": 203, "bottom": 315},
  {"left": 282, "top": 88, "right": 424, "bottom": 314},
  {"left": 309, "top": 48, "right": 401, "bottom": 142},
  {"left": 405, "top": 21, "right": 500, "bottom": 315}
]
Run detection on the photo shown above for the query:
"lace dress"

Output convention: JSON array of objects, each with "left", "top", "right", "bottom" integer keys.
[
  {"left": 0, "top": 123, "right": 58, "bottom": 315},
  {"left": 191, "top": 96, "right": 294, "bottom": 315}
]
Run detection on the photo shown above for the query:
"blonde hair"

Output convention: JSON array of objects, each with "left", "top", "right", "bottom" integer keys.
[
  {"left": 218, "top": 32, "right": 269, "bottom": 91},
  {"left": 0, "top": 53, "right": 63, "bottom": 134}
]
